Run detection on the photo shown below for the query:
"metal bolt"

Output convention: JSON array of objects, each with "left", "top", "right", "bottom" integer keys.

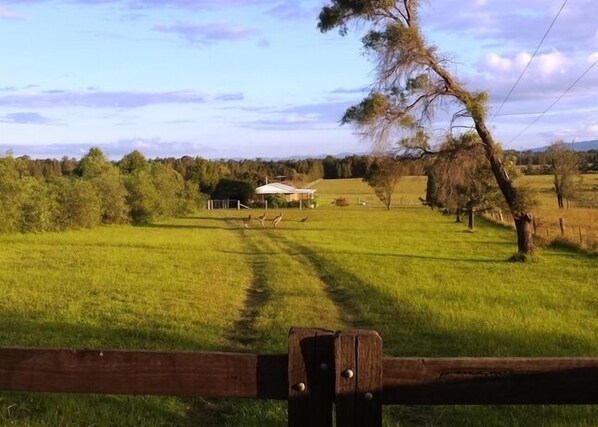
[
  {"left": 320, "top": 363, "right": 329, "bottom": 372},
  {"left": 364, "top": 392, "right": 373, "bottom": 401},
  {"left": 342, "top": 369, "right": 354, "bottom": 379},
  {"left": 294, "top": 382, "right": 306, "bottom": 392}
]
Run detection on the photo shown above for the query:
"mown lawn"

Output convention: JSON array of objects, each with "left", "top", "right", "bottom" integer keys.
[{"left": 0, "top": 178, "right": 597, "bottom": 426}]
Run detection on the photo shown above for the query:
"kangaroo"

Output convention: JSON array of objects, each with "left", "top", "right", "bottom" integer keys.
[
  {"left": 257, "top": 212, "right": 267, "bottom": 228},
  {"left": 272, "top": 212, "right": 283, "bottom": 228}
]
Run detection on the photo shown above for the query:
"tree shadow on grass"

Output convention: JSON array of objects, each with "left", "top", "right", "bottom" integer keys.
[
  {"left": 269, "top": 234, "right": 598, "bottom": 426},
  {"left": 0, "top": 314, "right": 211, "bottom": 351},
  {"left": 141, "top": 223, "right": 231, "bottom": 230},
  {"left": 219, "top": 248, "right": 505, "bottom": 264}
]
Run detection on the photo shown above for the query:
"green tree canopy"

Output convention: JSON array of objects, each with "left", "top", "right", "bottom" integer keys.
[
  {"left": 363, "top": 157, "right": 402, "bottom": 210},
  {"left": 545, "top": 141, "right": 580, "bottom": 209}
]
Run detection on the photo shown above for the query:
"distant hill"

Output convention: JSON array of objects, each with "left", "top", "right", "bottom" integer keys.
[{"left": 530, "top": 140, "right": 598, "bottom": 152}]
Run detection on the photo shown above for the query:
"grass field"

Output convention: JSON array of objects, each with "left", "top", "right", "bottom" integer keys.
[
  {"left": 1, "top": 177, "right": 597, "bottom": 426},
  {"left": 312, "top": 175, "right": 598, "bottom": 248}
]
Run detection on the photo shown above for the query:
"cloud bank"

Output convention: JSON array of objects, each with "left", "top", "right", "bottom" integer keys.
[
  {"left": 0, "top": 112, "right": 53, "bottom": 124},
  {"left": 0, "top": 89, "right": 244, "bottom": 109},
  {"left": 154, "top": 22, "right": 260, "bottom": 44}
]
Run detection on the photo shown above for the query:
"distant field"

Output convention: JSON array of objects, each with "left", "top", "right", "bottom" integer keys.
[
  {"left": 1, "top": 178, "right": 597, "bottom": 426},
  {"left": 313, "top": 175, "right": 597, "bottom": 248},
  {"left": 310, "top": 176, "right": 426, "bottom": 207}
]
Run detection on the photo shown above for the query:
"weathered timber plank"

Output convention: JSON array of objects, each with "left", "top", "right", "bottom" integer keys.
[
  {"left": 288, "top": 328, "right": 334, "bottom": 427},
  {"left": 382, "top": 357, "right": 598, "bottom": 404},
  {"left": 335, "top": 330, "right": 383, "bottom": 427},
  {"left": 0, "top": 347, "right": 287, "bottom": 399}
]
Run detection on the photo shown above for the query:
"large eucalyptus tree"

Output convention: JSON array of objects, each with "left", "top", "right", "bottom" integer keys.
[{"left": 319, "top": 0, "right": 535, "bottom": 254}]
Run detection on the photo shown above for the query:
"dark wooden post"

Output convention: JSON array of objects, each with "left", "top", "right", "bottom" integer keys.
[
  {"left": 288, "top": 328, "right": 334, "bottom": 427},
  {"left": 559, "top": 218, "right": 566, "bottom": 236},
  {"left": 334, "top": 330, "right": 383, "bottom": 427}
]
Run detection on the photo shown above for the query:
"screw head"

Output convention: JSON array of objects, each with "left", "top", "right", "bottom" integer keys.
[
  {"left": 320, "top": 363, "right": 329, "bottom": 372},
  {"left": 342, "top": 369, "right": 354, "bottom": 379},
  {"left": 293, "top": 382, "right": 306, "bottom": 392},
  {"left": 364, "top": 392, "right": 373, "bottom": 401}
]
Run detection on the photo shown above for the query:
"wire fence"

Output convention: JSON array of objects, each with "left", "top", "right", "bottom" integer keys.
[{"left": 485, "top": 210, "right": 597, "bottom": 250}]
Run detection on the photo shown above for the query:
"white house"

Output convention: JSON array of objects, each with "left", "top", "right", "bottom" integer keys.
[{"left": 254, "top": 182, "right": 316, "bottom": 203}]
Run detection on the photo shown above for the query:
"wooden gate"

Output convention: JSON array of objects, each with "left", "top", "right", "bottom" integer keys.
[{"left": 1, "top": 328, "right": 598, "bottom": 426}]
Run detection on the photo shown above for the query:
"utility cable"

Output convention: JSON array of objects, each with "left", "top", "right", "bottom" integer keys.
[
  {"left": 509, "top": 56, "right": 598, "bottom": 144},
  {"left": 491, "top": 0, "right": 568, "bottom": 121}
]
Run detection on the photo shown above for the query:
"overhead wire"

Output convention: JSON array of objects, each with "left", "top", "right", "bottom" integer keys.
[
  {"left": 509, "top": 56, "right": 598, "bottom": 144},
  {"left": 491, "top": 0, "right": 568, "bottom": 121}
]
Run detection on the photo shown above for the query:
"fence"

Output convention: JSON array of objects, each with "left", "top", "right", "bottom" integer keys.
[
  {"left": 1, "top": 328, "right": 597, "bottom": 426},
  {"left": 535, "top": 217, "right": 597, "bottom": 248},
  {"left": 206, "top": 199, "right": 251, "bottom": 210},
  {"left": 484, "top": 210, "right": 597, "bottom": 249}
]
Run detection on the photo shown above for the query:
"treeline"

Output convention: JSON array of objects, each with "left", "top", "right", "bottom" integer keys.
[
  {"left": 507, "top": 149, "right": 598, "bottom": 173},
  {"left": 0, "top": 149, "right": 201, "bottom": 233},
  {"left": 19, "top": 153, "right": 426, "bottom": 185}
]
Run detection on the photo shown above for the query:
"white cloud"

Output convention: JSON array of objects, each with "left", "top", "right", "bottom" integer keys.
[
  {"left": 483, "top": 50, "right": 568, "bottom": 80},
  {"left": 485, "top": 53, "right": 512, "bottom": 72},
  {"left": 533, "top": 51, "right": 567, "bottom": 78},
  {"left": 589, "top": 52, "right": 598, "bottom": 63}
]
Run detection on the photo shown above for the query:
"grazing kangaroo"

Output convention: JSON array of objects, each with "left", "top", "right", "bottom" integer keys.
[
  {"left": 272, "top": 212, "right": 283, "bottom": 228},
  {"left": 242, "top": 214, "right": 252, "bottom": 228},
  {"left": 257, "top": 212, "right": 267, "bottom": 228},
  {"left": 299, "top": 216, "right": 308, "bottom": 223}
]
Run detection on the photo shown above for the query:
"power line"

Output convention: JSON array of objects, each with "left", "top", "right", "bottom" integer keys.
[
  {"left": 509, "top": 56, "right": 598, "bottom": 144},
  {"left": 491, "top": 0, "right": 568, "bottom": 121}
]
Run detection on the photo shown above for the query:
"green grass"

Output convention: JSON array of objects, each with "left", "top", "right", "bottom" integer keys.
[{"left": 1, "top": 178, "right": 597, "bottom": 425}]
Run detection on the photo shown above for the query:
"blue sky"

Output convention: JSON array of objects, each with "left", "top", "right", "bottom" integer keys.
[{"left": 1, "top": 0, "right": 597, "bottom": 159}]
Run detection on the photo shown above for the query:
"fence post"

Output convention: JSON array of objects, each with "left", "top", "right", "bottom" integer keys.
[
  {"left": 559, "top": 218, "right": 566, "bottom": 236},
  {"left": 288, "top": 328, "right": 334, "bottom": 427},
  {"left": 334, "top": 330, "right": 383, "bottom": 427}
]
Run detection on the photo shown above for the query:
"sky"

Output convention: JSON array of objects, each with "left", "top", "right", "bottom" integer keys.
[{"left": 1, "top": 0, "right": 597, "bottom": 160}]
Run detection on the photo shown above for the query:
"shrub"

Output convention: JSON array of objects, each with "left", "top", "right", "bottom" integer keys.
[
  {"left": 51, "top": 178, "right": 101, "bottom": 229},
  {"left": 124, "top": 170, "right": 160, "bottom": 224},
  {"left": 20, "top": 177, "right": 54, "bottom": 232},
  {"left": 266, "top": 194, "right": 289, "bottom": 208},
  {"left": 335, "top": 197, "right": 350, "bottom": 207}
]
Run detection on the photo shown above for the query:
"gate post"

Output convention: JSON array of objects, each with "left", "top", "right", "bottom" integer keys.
[
  {"left": 334, "top": 330, "right": 383, "bottom": 427},
  {"left": 288, "top": 328, "right": 334, "bottom": 427}
]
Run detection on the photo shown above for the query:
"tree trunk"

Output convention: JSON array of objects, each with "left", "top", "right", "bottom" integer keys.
[
  {"left": 430, "top": 62, "right": 534, "bottom": 254},
  {"left": 473, "top": 119, "right": 535, "bottom": 253},
  {"left": 468, "top": 208, "right": 475, "bottom": 230},
  {"left": 557, "top": 193, "right": 564, "bottom": 209},
  {"left": 514, "top": 214, "right": 534, "bottom": 254},
  {"left": 455, "top": 208, "right": 462, "bottom": 223}
]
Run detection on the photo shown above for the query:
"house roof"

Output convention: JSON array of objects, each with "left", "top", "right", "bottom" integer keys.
[{"left": 255, "top": 182, "right": 316, "bottom": 195}]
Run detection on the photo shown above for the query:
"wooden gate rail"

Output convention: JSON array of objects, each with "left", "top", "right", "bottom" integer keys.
[
  {"left": 1, "top": 328, "right": 598, "bottom": 427},
  {"left": 0, "top": 347, "right": 287, "bottom": 399}
]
